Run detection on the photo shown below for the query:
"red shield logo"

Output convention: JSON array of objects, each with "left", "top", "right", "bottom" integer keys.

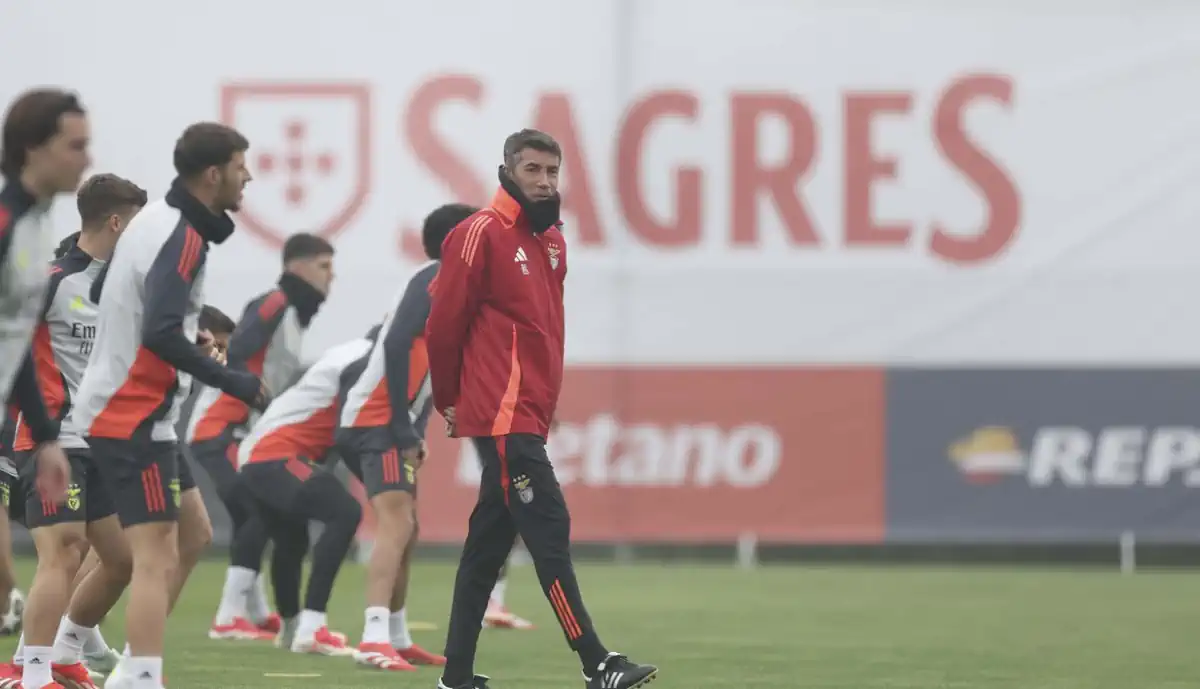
[{"left": 219, "top": 82, "right": 372, "bottom": 247}]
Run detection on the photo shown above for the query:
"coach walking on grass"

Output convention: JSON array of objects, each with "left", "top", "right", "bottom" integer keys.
[{"left": 425, "top": 129, "right": 658, "bottom": 689}]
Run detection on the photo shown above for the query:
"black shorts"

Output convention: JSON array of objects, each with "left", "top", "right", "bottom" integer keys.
[
  {"left": 16, "top": 448, "right": 116, "bottom": 529},
  {"left": 243, "top": 456, "right": 340, "bottom": 511},
  {"left": 340, "top": 446, "right": 416, "bottom": 498},
  {"left": 177, "top": 445, "right": 196, "bottom": 493},
  {"left": 241, "top": 458, "right": 360, "bottom": 557},
  {"left": 188, "top": 428, "right": 239, "bottom": 498},
  {"left": 0, "top": 459, "right": 21, "bottom": 525},
  {"left": 87, "top": 437, "right": 182, "bottom": 526}
]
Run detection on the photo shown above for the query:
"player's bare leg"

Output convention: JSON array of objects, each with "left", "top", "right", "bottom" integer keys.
[
  {"left": 387, "top": 516, "right": 443, "bottom": 666},
  {"left": 0, "top": 508, "right": 25, "bottom": 689},
  {"left": 22, "top": 522, "right": 86, "bottom": 689},
  {"left": 69, "top": 548, "right": 99, "bottom": 595},
  {"left": 0, "top": 509, "right": 20, "bottom": 628},
  {"left": 169, "top": 489, "right": 212, "bottom": 613},
  {"left": 121, "top": 522, "right": 176, "bottom": 659},
  {"left": 54, "top": 515, "right": 129, "bottom": 685},
  {"left": 106, "top": 489, "right": 209, "bottom": 687},
  {"left": 355, "top": 491, "right": 418, "bottom": 671},
  {"left": 484, "top": 537, "right": 534, "bottom": 630}
]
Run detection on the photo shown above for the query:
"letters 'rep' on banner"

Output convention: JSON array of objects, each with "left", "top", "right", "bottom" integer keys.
[
  {"left": 886, "top": 369, "right": 1200, "bottom": 542},
  {"left": 416, "top": 367, "right": 886, "bottom": 544}
]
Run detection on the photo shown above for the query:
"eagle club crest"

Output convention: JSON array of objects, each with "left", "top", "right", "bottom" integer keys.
[
  {"left": 514, "top": 474, "right": 534, "bottom": 504},
  {"left": 66, "top": 484, "right": 81, "bottom": 511},
  {"left": 545, "top": 243, "right": 561, "bottom": 270}
]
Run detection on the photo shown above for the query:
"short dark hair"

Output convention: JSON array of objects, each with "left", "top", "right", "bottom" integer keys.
[
  {"left": 173, "top": 122, "right": 249, "bottom": 179},
  {"left": 1, "top": 89, "right": 86, "bottom": 178},
  {"left": 77, "top": 173, "right": 147, "bottom": 228},
  {"left": 282, "top": 232, "right": 334, "bottom": 264},
  {"left": 502, "top": 129, "right": 561, "bottom": 168},
  {"left": 199, "top": 304, "right": 236, "bottom": 336},
  {"left": 423, "top": 203, "right": 479, "bottom": 260}
]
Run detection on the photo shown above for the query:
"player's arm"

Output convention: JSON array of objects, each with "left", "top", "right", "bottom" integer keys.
[
  {"left": 382, "top": 267, "right": 435, "bottom": 451},
  {"left": 226, "top": 291, "right": 288, "bottom": 369},
  {"left": 10, "top": 350, "right": 58, "bottom": 445},
  {"left": 425, "top": 218, "right": 490, "bottom": 413},
  {"left": 9, "top": 262, "right": 72, "bottom": 446},
  {"left": 142, "top": 225, "right": 263, "bottom": 407}
]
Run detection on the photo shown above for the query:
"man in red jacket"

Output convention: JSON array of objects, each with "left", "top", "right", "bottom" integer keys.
[{"left": 425, "top": 129, "right": 657, "bottom": 689}]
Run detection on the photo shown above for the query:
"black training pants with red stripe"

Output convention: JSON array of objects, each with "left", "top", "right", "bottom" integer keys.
[{"left": 442, "top": 433, "right": 608, "bottom": 685}]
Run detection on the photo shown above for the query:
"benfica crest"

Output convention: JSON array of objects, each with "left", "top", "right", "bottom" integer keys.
[
  {"left": 546, "top": 243, "right": 561, "bottom": 270},
  {"left": 219, "top": 82, "right": 373, "bottom": 247}
]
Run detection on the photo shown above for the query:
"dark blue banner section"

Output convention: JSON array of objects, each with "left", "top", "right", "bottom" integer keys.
[{"left": 886, "top": 369, "right": 1200, "bottom": 543}]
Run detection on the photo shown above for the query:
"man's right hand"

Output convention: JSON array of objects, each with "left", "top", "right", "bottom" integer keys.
[
  {"left": 34, "top": 441, "right": 69, "bottom": 503},
  {"left": 442, "top": 406, "right": 456, "bottom": 438}
]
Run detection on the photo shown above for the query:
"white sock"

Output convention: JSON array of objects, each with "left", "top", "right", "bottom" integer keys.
[
  {"left": 51, "top": 616, "right": 90, "bottom": 665},
  {"left": 82, "top": 625, "right": 108, "bottom": 656},
  {"left": 13, "top": 632, "right": 23, "bottom": 665},
  {"left": 389, "top": 608, "right": 412, "bottom": 649},
  {"left": 362, "top": 606, "right": 389, "bottom": 644},
  {"left": 123, "top": 642, "right": 131, "bottom": 657},
  {"left": 215, "top": 566, "right": 256, "bottom": 625},
  {"left": 21, "top": 645, "right": 52, "bottom": 689},
  {"left": 296, "top": 610, "right": 326, "bottom": 640},
  {"left": 128, "top": 655, "right": 163, "bottom": 689},
  {"left": 489, "top": 577, "right": 508, "bottom": 608},
  {"left": 246, "top": 574, "right": 270, "bottom": 624}
]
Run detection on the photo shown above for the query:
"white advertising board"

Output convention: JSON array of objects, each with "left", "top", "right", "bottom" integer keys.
[{"left": 4, "top": 0, "right": 1200, "bottom": 364}]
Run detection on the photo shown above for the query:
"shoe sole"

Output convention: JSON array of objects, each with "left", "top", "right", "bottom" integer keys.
[
  {"left": 354, "top": 657, "right": 417, "bottom": 672},
  {"left": 628, "top": 669, "right": 659, "bottom": 688},
  {"left": 208, "top": 630, "right": 274, "bottom": 641}
]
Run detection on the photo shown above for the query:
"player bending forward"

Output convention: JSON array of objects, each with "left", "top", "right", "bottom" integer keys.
[
  {"left": 71, "top": 123, "right": 267, "bottom": 689},
  {"left": 231, "top": 332, "right": 376, "bottom": 655},
  {"left": 338, "top": 203, "right": 478, "bottom": 671},
  {"left": 192, "top": 233, "right": 333, "bottom": 642}
]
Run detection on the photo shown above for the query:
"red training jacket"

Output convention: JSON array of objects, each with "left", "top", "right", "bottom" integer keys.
[{"left": 425, "top": 187, "right": 567, "bottom": 438}]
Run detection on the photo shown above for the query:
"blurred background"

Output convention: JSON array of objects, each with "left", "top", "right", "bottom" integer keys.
[
  {"left": 9, "top": 0, "right": 1200, "bottom": 570},
  {"left": 8, "top": 0, "right": 1200, "bottom": 566},
  {"left": 7, "top": 2, "right": 1200, "bottom": 687}
]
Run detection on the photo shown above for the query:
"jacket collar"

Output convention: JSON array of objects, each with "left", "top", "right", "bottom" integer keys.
[
  {"left": 493, "top": 166, "right": 561, "bottom": 234},
  {"left": 0, "top": 180, "right": 40, "bottom": 217},
  {"left": 278, "top": 271, "right": 326, "bottom": 327},
  {"left": 164, "top": 178, "right": 235, "bottom": 244}
]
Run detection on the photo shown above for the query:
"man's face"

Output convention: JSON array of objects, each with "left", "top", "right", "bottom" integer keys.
[
  {"left": 215, "top": 150, "right": 251, "bottom": 212},
  {"left": 508, "top": 148, "right": 559, "bottom": 202},
  {"left": 290, "top": 252, "right": 335, "bottom": 296},
  {"left": 28, "top": 113, "right": 91, "bottom": 194}
]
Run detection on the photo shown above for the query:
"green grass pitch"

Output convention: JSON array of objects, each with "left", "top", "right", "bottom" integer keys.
[{"left": 1, "top": 558, "right": 1196, "bottom": 688}]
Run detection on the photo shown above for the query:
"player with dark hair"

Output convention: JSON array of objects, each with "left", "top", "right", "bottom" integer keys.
[
  {"left": 428, "top": 130, "right": 658, "bottom": 689},
  {"left": 71, "top": 122, "right": 266, "bottom": 689},
  {"left": 0, "top": 173, "right": 146, "bottom": 689},
  {"left": 198, "top": 305, "right": 236, "bottom": 353},
  {"left": 192, "top": 232, "right": 333, "bottom": 641},
  {"left": 0, "top": 88, "right": 90, "bottom": 532},
  {"left": 339, "top": 203, "right": 476, "bottom": 671}
]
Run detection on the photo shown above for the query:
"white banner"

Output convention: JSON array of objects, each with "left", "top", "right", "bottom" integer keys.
[{"left": 5, "top": 1, "right": 1200, "bottom": 363}]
